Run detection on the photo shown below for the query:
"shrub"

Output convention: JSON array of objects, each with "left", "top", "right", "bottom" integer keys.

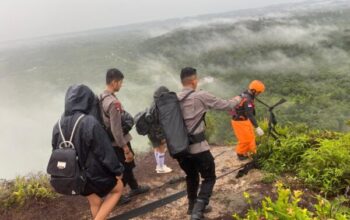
[
  {"left": 259, "top": 134, "right": 311, "bottom": 174},
  {"left": 233, "top": 183, "right": 350, "bottom": 220},
  {"left": 0, "top": 173, "right": 57, "bottom": 210},
  {"left": 298, "top": 134, "right": 350, "bottom": 195},
  {"left": 256, "top": 123, "right": 348, "bottom": 195},
  {"left": 205, "top": 111, "right": 236, "bottom": 145},
  {"left": 256, "top": 122, "right": 314, "bottom": 174}
]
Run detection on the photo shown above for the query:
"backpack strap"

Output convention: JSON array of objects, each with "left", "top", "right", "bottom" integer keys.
[
  {"left": 99, "top": 94, "right": 111, "bottom": 119},
  {"left": 58, "top": 114, "right": 85, "bottom": 149},
  {"left": 189, "top": 113, "right": 206, "bottom": 134},
  {"left": 99, "top": 93, "right": 124, "bottom": 119},
  {"left": 179, "top": 90, "right": 195, "bottom": 102},
  {"left": 178, "top": 90, "right": 206, "bottom": 135}
]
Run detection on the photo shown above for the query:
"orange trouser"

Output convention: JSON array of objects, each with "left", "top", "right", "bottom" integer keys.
[{"left": 231, "top": 120, "right": 256, "bottom": 155}]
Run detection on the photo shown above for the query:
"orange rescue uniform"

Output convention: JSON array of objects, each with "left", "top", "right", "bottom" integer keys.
[
  {"left": 231, "top": 91, "right": 258, "bottom": 156},
  {"left": 231, "top": 120, "right": 256, "bottom": 155}
]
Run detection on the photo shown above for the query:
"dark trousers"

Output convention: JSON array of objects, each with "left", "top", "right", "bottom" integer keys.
[
  {"left": 177, "top": 150, "right": 216, "bottom": 205},
  {"left": 114, "top": 142, "right": 139, "bottom": 190}
]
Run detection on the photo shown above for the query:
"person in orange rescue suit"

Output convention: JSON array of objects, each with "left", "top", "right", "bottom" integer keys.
[{"left": 231, "top": 80, "right": 265, "bottom": 161}]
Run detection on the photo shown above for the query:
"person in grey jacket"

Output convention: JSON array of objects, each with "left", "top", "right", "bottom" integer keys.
[
  {"left": 52, "top": 84, "right": 124, "bottom": 220},
  {"left": 177, "top": 67, "right": 242, "bottom": 220}
]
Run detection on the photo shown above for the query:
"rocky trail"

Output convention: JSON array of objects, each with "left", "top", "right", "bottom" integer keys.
[{"left": 2, "top": 146, "right": 272, "bottom": 220}]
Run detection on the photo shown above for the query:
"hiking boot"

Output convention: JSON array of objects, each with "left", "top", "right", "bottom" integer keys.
[
  {"left": 191, "top": 199, "right": 206, "bottom": 220},
  {"left": 187, "top": 200, "right": 195, "bottom": 215},
  {"left": 128, "top": 185, "right": 150, "bottom": 197},
  {"left": 117, "top": 195, "right": 131, "bottom": 206},
  {"left": 237, "top": 153, "right": 249, "bottom": 161},
  {"left": 156, "top": 165, "right": 173, "bottom": 174},
  {"left": 204, "top": 205, "right": 212, "bottom": 213},
  {"left": 187, "top": 201, "right": 212, "bottom": 215}
]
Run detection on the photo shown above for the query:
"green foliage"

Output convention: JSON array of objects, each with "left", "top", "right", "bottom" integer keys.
[
  {"left": 255, "top": 122, "right": 313, "bottom": 173},
  {"left": 205, "top": 111, "right": 236, "bottom": 145},
  {"left": 0, "top": 173, "right": 57, "bottom": 210},
  {"left": 256, "top": 123, "right": 348, "bottom": 195},
  {"left": 233, "top": 183, "right": 350, "bottom": 220},
  {"left": 298, "top": 134, "right": 350, "bottom": 195},
  {"left": 140, "top": 8, "right": 350, "bottom": 132},
  {"left": 314, "top": 196, "right": 350, "bottom": 220},
  {"left": 259, "top": 134, "right": 311, "bottom": 174},
  {"left": 261, "top": 172, "right": 279, "bottom": 184}
]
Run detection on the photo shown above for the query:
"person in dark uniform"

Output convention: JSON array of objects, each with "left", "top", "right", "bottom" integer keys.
[
  {"left": 177, "top": 67, "right": 242, "bottom": 220},
  {"left": 99, "top": 68, "right": 150, "bottom": 202}
]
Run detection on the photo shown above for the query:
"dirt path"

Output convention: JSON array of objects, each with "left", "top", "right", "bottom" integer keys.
[
  {"left": 112, "top": 146, "right": 270, "bottom": 220},
  {"left": 1, "top": 146, "right": 271, "bottom": 220}
]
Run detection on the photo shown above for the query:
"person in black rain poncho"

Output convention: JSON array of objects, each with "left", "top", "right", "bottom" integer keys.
[{"left": 51, "top": 84, "right": 124, "bottom": 220}]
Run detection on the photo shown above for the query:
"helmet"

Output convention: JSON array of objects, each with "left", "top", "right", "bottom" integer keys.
[{"left": 249, "top": 80, "right": 265, "bottom": 93}]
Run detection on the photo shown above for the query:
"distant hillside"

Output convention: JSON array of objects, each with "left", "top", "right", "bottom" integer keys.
[{"left": 137, "top": 7, "right": 350, "bottom": 131}]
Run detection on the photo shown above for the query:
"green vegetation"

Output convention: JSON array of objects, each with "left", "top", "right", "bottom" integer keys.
[
  {"left": 229, "top": 120, "right": 350, "bottom": 219},
  {"left": 0, "top": 173, "right": 57, "bottom": 211},
  {"left": 233, "top": 183, "right": 350, "bottom": 220},
  {"left": 298, "top": 134, "right": 350, "bottom": 195},
  {"left": 205, "top": 111, "right": 236, "bottom": 145},
  {"left": 254, "top": 123, "right": 350, "bottom": 196},
  {"left": 140, "top": 8, "right": 350, "bottom": 132},
  {"left": 1, "top": 2, "right": 350, "bottom": 217}
]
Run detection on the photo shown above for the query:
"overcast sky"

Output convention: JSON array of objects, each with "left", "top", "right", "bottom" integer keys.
[{"left": 0, "top": 0, "right": 305, "bottom": 42}]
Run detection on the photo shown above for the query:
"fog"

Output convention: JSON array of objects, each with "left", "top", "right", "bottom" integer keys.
[{"left": 0, "top": 0, "right": 306, "bottom": 42}]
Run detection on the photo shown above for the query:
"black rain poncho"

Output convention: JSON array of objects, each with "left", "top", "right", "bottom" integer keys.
[{"left": 51, "top": 84, "right": 124, "bottom": 197}]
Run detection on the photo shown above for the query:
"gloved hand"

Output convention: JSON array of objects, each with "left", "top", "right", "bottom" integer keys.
[{"left": 255, "top": 127, "right": 264, "bottom": 136}]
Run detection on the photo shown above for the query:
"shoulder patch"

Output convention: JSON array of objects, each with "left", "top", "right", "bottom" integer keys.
[{"left": 114, "top": 101, "right": 122, "bottom": 112}]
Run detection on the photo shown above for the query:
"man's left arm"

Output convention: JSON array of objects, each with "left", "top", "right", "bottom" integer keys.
[{"left": 200, "top": 91, "right": 242, "bottom": 111}]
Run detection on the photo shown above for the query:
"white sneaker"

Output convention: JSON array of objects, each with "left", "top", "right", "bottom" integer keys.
[{"left": 156, "top": 165, "right": 173, "bottom": 173}]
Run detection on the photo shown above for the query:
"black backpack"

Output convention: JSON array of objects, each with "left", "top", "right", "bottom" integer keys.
[
  {"left": 99, "top": 94, "right": 134, "bottom": 136},
  {"left": 156, "top": 91, "right": 205, "bottom": 158},
  {"left": 47, "top": 114, "right": 87, "bottom": 196},
  {"left": 134, "top": 109, "right": 151, "bottom": 136},
  {"left": 134, "top": 107, "right": 157, "bottom": 135},
  {"left": 121, "top": 111, "right": 135, "bottom": 135}
]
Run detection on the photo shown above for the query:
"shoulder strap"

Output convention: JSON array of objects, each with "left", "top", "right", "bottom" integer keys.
[
  {"left": 179, "top": 90, "right": 195, "bottom": 102},
  {"left": 58, "top": 114, "right": 85, "bottom": 149},
  {"left": 178, "top": 90, "right": 205, "bottom": 135},
  {"left": 189, "top": 113, "right": 206, "bottom": 134},
  {"left": 99, "top": 94, "right": 113, "bottom": 118}
]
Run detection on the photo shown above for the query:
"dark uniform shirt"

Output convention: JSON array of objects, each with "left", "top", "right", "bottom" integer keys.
[{"left": 233, "top": 90, "right": 258, "bottom": 128}]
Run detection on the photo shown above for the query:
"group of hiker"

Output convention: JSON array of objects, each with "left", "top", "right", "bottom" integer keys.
[{"left": 48, "top": 67, "right": 265, "bottom": 220}]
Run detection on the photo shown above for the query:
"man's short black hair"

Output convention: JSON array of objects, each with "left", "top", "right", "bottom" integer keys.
[
  {"left": 180, "top": 67, "right": 197, "bottom": 82},
  {"left": 106, "top": 68, "right": 124, "bottom": 84}
]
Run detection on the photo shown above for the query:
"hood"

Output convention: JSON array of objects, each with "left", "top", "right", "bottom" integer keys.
[
  {"left": 64, "top": 84, "right": 96, "bottom": 116},
  {"left": 153, "top": 86, "right": 170, "bottom": 100}
]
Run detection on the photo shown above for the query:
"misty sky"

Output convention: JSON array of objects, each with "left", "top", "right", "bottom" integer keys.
[{"left": 0, "top": 0, "right": 305, "bottom": 42}]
